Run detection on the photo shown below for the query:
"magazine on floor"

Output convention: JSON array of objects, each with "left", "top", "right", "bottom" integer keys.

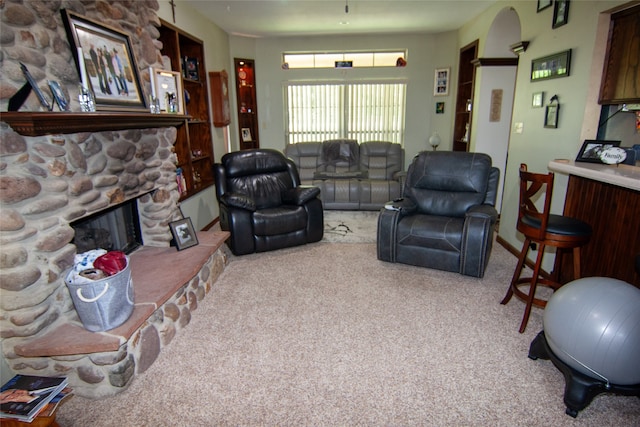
[{"left": 0, "top": 374, "right": 68, "bottom": 422}]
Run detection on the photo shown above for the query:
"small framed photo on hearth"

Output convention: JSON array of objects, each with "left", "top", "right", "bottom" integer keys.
[{"left": 169, "top": 217, "right": 198, "bottom": 250}]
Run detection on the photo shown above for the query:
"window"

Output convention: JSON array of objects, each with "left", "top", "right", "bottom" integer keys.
[
  {"left": 285, "top": 82, "right": 407, "bottom": 144},
  {"left": 283, "top": 51, "right": 406, "bottom": 69}
]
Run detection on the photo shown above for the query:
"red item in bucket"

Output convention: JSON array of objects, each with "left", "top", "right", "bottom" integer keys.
[{"left": 93, "top": 251, "right": 127, "bottom": 276}]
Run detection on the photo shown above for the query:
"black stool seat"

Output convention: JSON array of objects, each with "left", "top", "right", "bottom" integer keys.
[{"left": 522, "top": 214, "right": 592, "bottom": 237}]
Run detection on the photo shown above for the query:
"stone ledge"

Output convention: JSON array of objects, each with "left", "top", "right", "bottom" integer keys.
[{"left": 14, "top": 231, "right": 230, "bottom": 357}]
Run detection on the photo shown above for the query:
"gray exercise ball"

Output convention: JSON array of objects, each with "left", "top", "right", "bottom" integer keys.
[{"left": 543, "top": 277, "right": 640, "bottom": 385}]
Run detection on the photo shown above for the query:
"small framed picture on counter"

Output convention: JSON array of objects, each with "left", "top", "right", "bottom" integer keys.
[{"left": 575, "top": 139, "right": 621, "bottom": 163}]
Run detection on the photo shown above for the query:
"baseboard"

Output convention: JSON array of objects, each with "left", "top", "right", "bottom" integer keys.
[
  {"left": 202, "top": 217, "right": 220, "bottom": 231},
  {"left": 496, "top": 234, "right": 553, "bottom": 280}
]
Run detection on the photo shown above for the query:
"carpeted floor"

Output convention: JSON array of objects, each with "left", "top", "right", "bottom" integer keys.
[{"left": 56, "top": 212, "right": 640, "bottom": 426}]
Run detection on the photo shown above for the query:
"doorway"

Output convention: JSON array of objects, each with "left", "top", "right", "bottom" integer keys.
[{"left": 472, "top": 7, "right": 522, "bottom": 213}]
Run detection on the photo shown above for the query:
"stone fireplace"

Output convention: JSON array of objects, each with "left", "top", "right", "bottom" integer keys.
[
  {"left": 0, "top": 1, "right": 229, "bottom": 398},
  {"left": 0, "top": 123, "right": 229, "bottom": 398}
]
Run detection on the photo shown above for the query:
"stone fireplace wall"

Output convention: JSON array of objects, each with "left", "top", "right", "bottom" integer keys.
[{"left": 0, "top": 0, "right": 208, "bottom": 393}]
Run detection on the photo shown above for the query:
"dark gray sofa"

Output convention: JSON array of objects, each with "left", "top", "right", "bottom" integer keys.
[{"left": 284, "top": 139, "right": 404, "bottom": 210}]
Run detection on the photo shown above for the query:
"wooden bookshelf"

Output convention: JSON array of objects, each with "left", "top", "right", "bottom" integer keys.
[{"left": 158, "top": 19, "right": 214, "bottom": 200}]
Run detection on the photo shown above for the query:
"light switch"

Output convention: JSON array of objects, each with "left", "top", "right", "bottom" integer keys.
[{"left": 514, "top": 122, "right": 524, "bottom": 134}]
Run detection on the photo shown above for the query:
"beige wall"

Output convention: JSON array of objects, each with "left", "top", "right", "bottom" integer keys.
[
  {"left": 156, "top": 2, "right": 232, "bottom": 230},
  {"left": 460, "top": 0, "right": 637, "bottom": 269},
  {"left": 229, "top": 32, "right": 459, "bottom": 166}
]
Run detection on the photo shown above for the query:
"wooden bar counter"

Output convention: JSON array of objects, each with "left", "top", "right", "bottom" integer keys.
[{"left": 548, "top": 159, "right": 640, "bottom": 287}]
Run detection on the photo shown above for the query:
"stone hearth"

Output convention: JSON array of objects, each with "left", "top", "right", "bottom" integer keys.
[{"left": 0, "top": 123, "right": 230, "bottom": 398}]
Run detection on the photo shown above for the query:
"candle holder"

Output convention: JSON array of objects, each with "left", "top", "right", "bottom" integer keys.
[
  {"left": 78, "top": 85, "right": 95, "bottom": 112},
  {"left": 149, "top": 95, "right": 160, "bottom": 114}
]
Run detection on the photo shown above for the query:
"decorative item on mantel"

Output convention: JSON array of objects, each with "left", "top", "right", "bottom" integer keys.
[{"left": 8, "top": 63, "right": 54, "bottom": 112}]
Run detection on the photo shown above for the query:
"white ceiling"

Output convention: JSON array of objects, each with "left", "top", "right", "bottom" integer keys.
[{"left": 184, "top": 0, "right": 498, "bottom": 38}]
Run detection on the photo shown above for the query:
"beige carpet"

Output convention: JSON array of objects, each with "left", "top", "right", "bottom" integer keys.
[{"left": 56, "top": 213, "right": 640, "bottom": 426}]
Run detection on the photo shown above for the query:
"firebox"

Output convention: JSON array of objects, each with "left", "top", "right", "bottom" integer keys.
[{"left": 70, "top": 198, "right": 143, "bottom": 254}]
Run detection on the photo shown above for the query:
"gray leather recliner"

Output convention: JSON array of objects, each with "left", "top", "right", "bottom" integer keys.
[{"left": 377, "top": 151, "right": 500, "bottom": 278}]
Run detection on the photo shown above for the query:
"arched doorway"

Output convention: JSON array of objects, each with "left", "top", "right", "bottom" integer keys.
[{"left": 473, "top": 7, "right": 521, "bottom": 213}]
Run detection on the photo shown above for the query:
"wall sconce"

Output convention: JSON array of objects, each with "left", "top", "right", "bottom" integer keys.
[
  {"left": 428, "top": 131, "right": 441, "bottom": 151},
  {"left": 509, "top": 41, "right": 530, "bottom": 55}
]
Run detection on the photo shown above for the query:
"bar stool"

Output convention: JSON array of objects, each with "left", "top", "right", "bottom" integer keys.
[{"left": 501, "top": 164, "right": 592, "bottom": 333}]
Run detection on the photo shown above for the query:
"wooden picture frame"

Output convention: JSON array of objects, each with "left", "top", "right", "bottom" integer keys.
[
  {"left": 169, "top": 217, "right": 198, "bottom": 250},
  {"left": 151, "top": 69, "right": 184, "bottom": 114},
  {"left": 18, "top": 63, "right": 52, "bottom": 111},
  {"left": 48, "top": 80, "right": 70, "bottom": 111},
  {"left": 531, "top": 49, "right": 571, "bottom": 81},
  {"left": 552, "top": 0, "right": 570, "bottom": 29},
  {"left": 544, "top": 104, "right": 560, "bottom": 128},
  {"left": 575, "top": 139, "right": 621, "bottom": 163},
  {"left": 433, "top": 68, "right": 450, "bottom": 96},
  {"left": 183, "top": 57, "right": 199, "bottom": 81},
  {"left": 537, "top": 0, "right": 552, "bottom": 12},
  {"left": 61, "top": 9, "right": 146, "bottom": 111},
  {"left": 241, "top": 128, "right": 253, "bottom": 142}
]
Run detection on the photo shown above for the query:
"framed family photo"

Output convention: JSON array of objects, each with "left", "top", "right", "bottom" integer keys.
[
  {"left": 61, "top": 9, "right": 146, "bottom": 111},
  {"left": 169, "top": 217, "right": 199, "bottom": 250},
  {"left": 575, "top": 140, "right": 621, "bottom": 164}
]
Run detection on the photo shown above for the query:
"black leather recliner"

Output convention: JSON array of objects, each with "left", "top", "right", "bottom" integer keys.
[
  {"left": 213, "top": 149, "right": 324, "bottom": 255},
  {"left": 377, "top": 151, "right": 500, "bottom": 278}
]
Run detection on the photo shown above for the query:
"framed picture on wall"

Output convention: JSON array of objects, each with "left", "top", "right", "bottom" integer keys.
[
  {"left": 553, "top": 0, "right": 570, "bottom": 29},
  {"left": 537, "top": 0, "right": 552, "bottom": 12},
  {"left": 544, "top": 104, "right": 560, "bottom": 128},
  {"left": 531, "top": 49, "right": 571, "bottom": 81},
  {"left": 532, "top": 92, "right": 544, "bottom": 108},
  {"left": 433, "top": 68, "right": 450, "bottom": 96}
]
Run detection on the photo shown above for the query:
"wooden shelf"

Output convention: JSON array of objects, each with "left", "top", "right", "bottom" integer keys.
[
  {"left": 159, "top": 19, "right": 215, "bottom": 199},
  {"left": 1, "top": 112, "right": 187, "bottom": 136},
  {"left": 452, "top": 40, "right": 478, "bottom": 152}
]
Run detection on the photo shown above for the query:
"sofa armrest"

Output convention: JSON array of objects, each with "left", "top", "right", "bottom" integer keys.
[
  {"left": 220, "top": 193, "right": 257, "bottom": 211},
  {"left": 282, "top": 186, "right": 321, "bottom": 206},
  {"left": 465, "top": 204, "right": 498, "bottom": 224},
  {"left": 384, "top": 198, "right": 417, "bottom": 216}
]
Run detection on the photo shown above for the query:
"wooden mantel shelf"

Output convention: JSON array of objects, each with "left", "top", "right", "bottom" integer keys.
[{"left": 0, "top": 111, "right": 189, "bottom": 136}]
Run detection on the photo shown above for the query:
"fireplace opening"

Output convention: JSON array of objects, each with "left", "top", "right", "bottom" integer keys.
[{"left": 71, "top": 198, "right": 143, "bottom": 254}]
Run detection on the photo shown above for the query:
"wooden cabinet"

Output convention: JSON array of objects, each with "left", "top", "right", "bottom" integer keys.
[
  {"left": 234, "top": 58, "right": 259, "bottom": 150},
  {"left": 556, "top": 175, "right": 640, "bottom": 287},
  {"left": 599, "top": 4, "right": 640, "bottom": 104},
  {"left": 209, "top": 71, "right": 230, "bottom": 127},
  {"left": 452, "top": 40, "right": 478, "bottom": 152},
  {"left": 158, "top": 19, "right": 214, "bottom": 199}
]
